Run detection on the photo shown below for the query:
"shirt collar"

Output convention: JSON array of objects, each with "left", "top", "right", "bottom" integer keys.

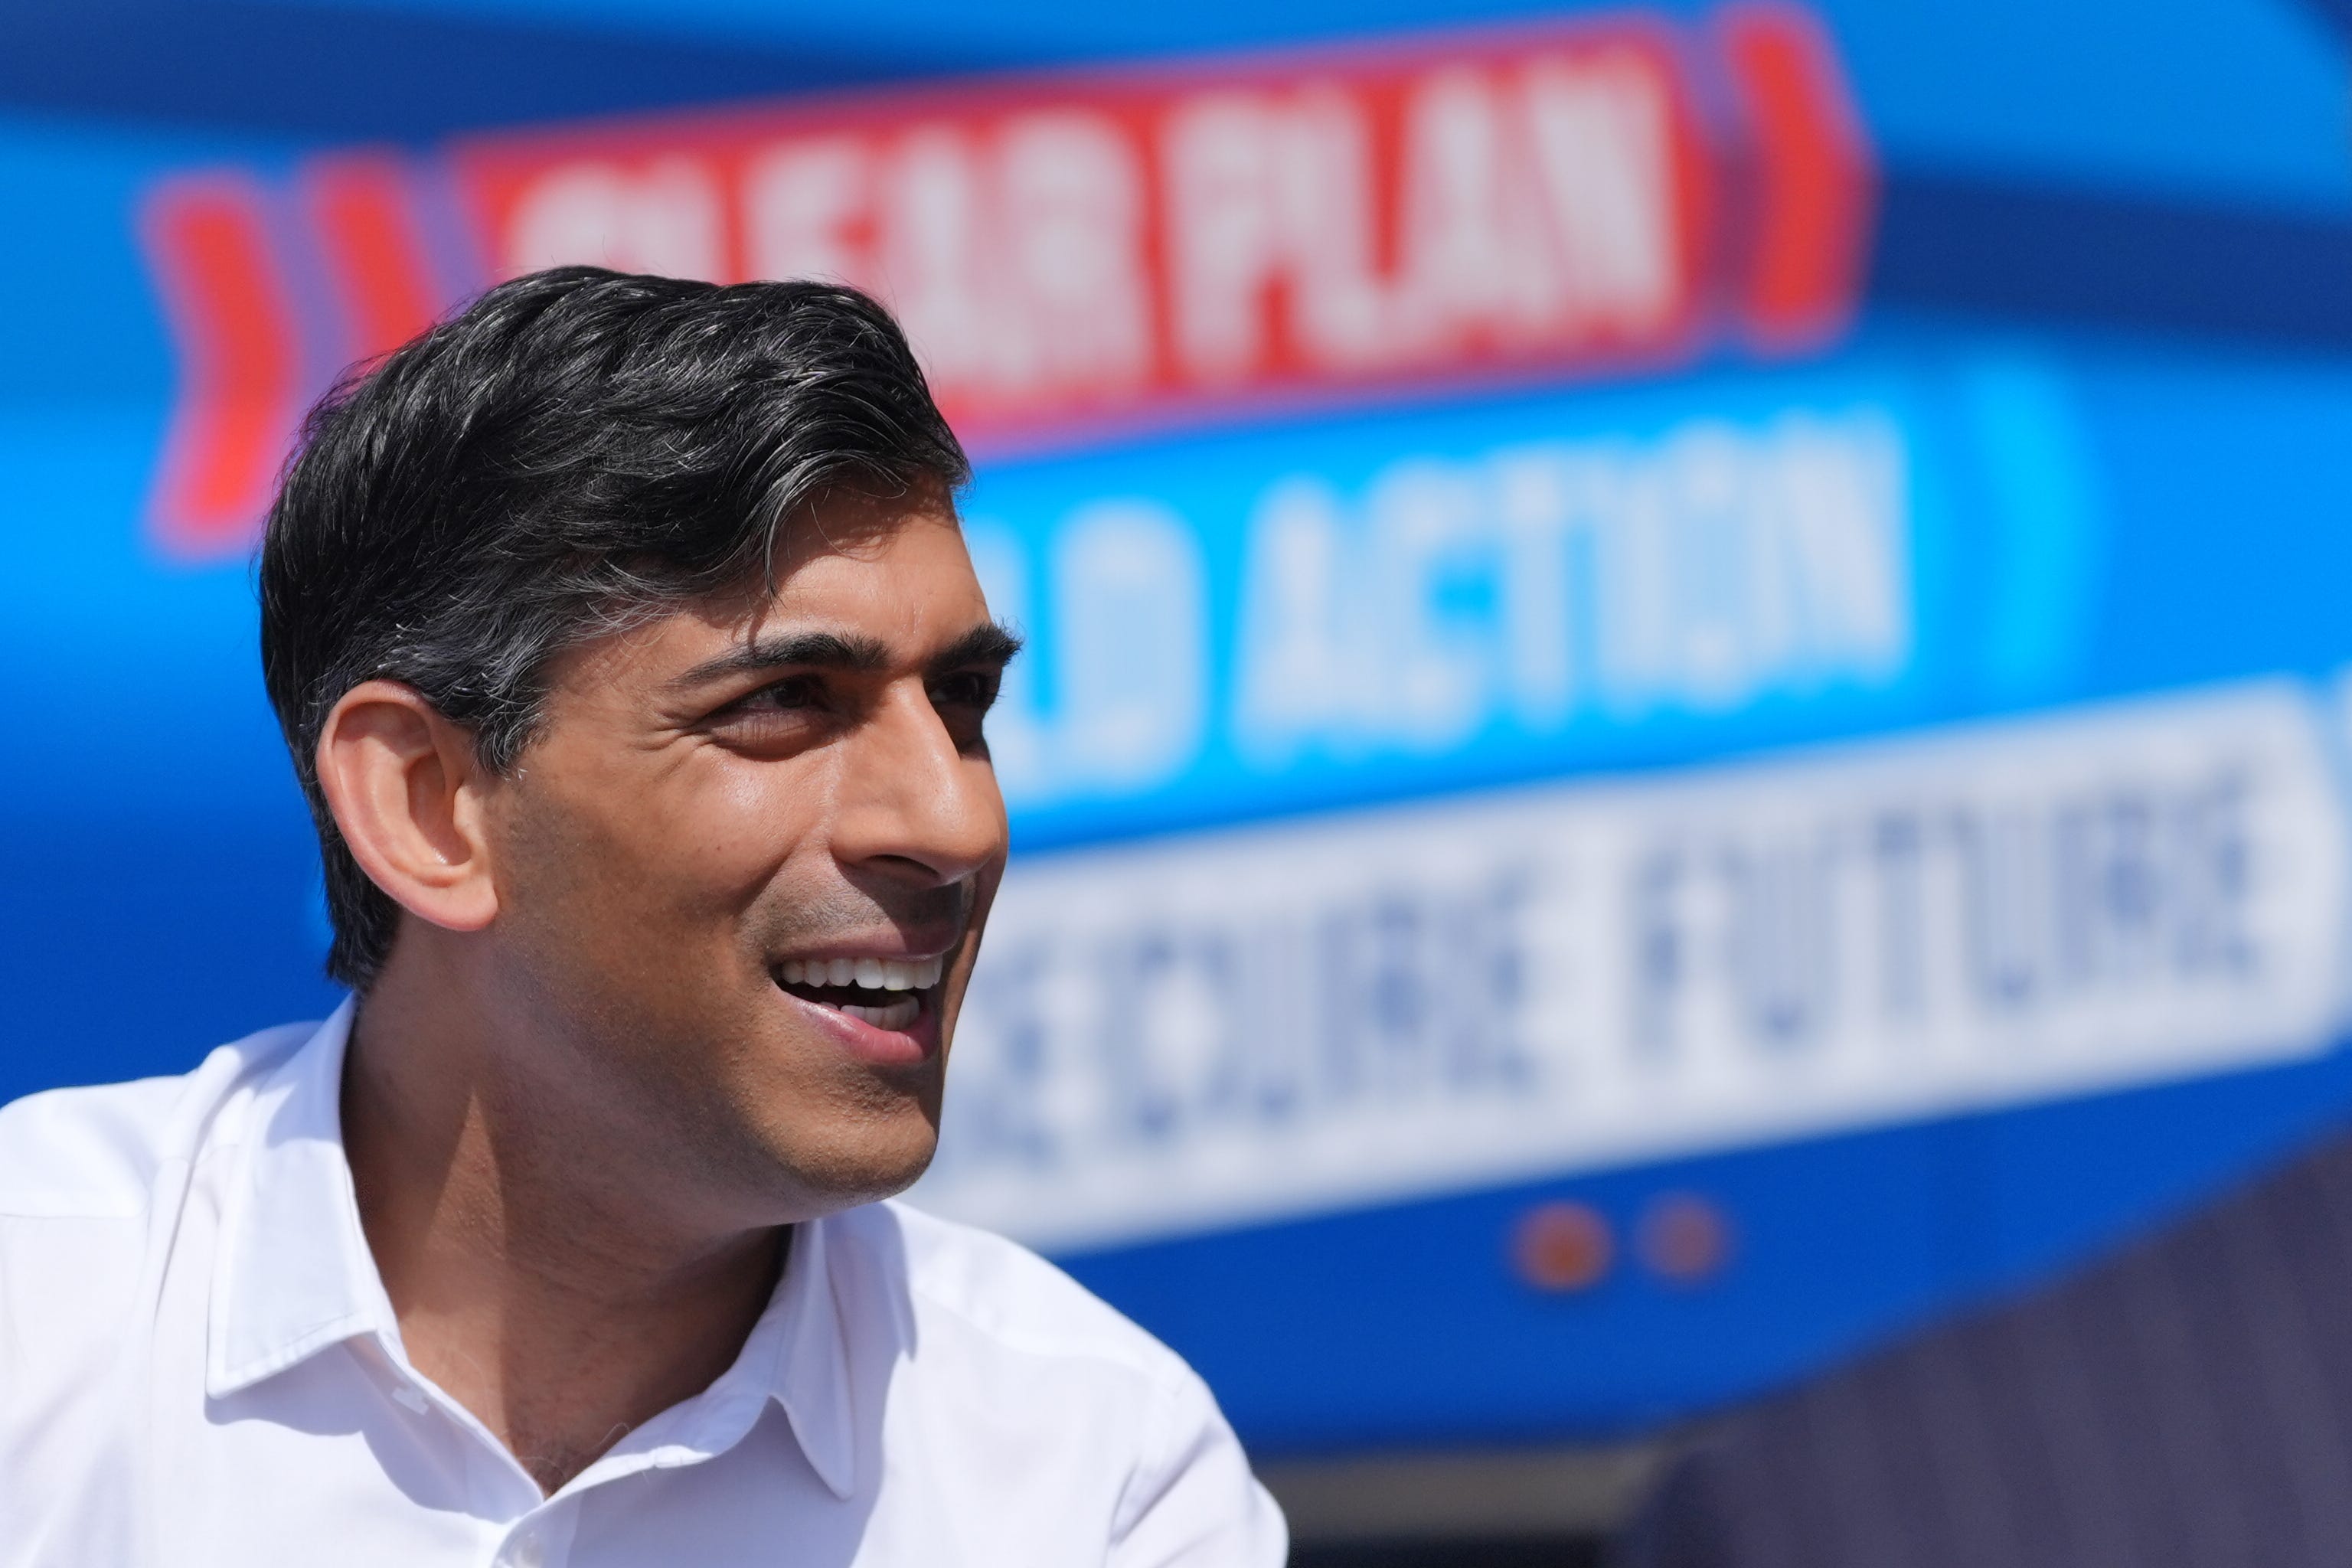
[
  {"left": 203, "top": 999, "right": 862, "bottom": 1500},
  {"left": 206, "top": 998, "right": 391, "bottom": 1400},
  {"left": 763, "top": 1209, "right": 860, "bottom": 1498}
]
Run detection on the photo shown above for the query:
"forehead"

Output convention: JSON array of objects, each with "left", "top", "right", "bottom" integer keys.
[
  {"left": 560, "top": 495, "right": 988, "bottom": 691},
  {"left": 746, "top": 494, "right": 985, "bottom": 633}
]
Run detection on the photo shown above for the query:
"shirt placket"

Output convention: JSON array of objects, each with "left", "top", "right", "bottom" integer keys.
[
  {"left": 361, "top": 1342, "right": 567, "bottom": 1568},
  {"left": 488, "top": 1497, "right": 581, "bottom": 1568}
]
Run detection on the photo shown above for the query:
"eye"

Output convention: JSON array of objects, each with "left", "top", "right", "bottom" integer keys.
[
  {"left": 705, "top": 673, "right": 833, "bottom": 750},
  {"left": 738, "top": 674, "right": 827, "bottom": 712},
  {"left": 929, "top": 668, "right": 1002, "bottom": 715}
]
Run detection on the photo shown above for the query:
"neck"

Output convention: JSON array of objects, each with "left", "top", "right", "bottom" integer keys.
[{"left": 341, "top": 942, "right": 786, "bottom": 1495}]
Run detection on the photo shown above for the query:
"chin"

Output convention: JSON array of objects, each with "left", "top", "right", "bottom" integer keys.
[{"left": 767, "top": 1106, "right": 941, "bottom": 1215}]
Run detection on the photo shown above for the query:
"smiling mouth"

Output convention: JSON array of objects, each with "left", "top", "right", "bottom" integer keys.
[{"left": 772, "top": 955, "right": 946, "bottom": 1031}]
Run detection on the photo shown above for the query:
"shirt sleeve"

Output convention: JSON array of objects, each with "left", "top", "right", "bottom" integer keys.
[{"left": 1107, "top": 1367, "right": 1289, "bottom": 1568}]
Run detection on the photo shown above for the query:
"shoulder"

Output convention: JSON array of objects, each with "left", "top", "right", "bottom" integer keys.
[
  {"left": 0, "top": 1021, "right": 322, "bottom": 1456},
  {"left": 0, "top": 1022, "right": 315, "bottom": 1220},
  {"left": 831, "top": 1203, "right": 1286, "bottom": 1563},
  {"left": 849, "top": 1199, "right": 1195, "bottom": 1385}
]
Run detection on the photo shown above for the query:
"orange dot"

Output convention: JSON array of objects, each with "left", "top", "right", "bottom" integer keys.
[
  {"left": 1638, "top": 1191, "right": 1733, "bottom": 1285},
  {"left": 1511, "top": 1200, "right": 1615, "bottom": 1292}
]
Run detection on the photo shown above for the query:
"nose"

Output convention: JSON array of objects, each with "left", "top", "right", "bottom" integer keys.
[{"left": 828, "top": 678, "right": 1007, "bottom": 889}]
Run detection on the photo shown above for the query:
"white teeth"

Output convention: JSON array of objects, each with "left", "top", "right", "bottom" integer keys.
[
  {"left": 781, "top": 954, "right": 946, "bottom": 993},
  {"left": 841, "top": 998, "right": 920, "bottom": 1030}
]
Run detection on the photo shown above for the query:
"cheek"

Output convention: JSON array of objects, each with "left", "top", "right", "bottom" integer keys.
[
  {"left": 659, "top": 761, "right": 831, "bottom": 916},
  {"left": 505, "top": 750, "right": 831, "bottom": 947}
]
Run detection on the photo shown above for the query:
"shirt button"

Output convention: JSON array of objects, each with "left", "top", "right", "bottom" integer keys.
[{"left": 505, "top": 1535, "right": 544, "bottom": 1568}]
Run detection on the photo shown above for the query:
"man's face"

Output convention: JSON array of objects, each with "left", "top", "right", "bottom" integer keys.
[{"left": 476, "top": 492, "right": 1014, "bottom": 1221}]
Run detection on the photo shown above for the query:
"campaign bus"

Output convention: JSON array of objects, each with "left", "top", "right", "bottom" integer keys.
[{"left": 8, "top": 0, "right": 2352, "bottom": 1526}]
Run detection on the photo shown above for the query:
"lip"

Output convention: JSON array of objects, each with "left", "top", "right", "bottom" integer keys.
[
  {"left": 775, "top": 982, "right": 940, "bottom": 1068},
  {"left": 770, "top": 923, "right": 965, "bottom": 969},
  {"left": 780, "top": 944, "right": 954, "bottom": 961}
]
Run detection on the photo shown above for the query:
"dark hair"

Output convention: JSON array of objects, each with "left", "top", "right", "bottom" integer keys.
[{"left": 260, "top": 266, "right": 972, "bottom": 990}]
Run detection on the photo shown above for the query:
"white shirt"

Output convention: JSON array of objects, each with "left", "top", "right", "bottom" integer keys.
[{"left": 0, "top": 1004, "right": 1285, "bottom": 1567}]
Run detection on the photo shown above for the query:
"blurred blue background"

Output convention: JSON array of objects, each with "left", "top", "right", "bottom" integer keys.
[{"left": 8, "top": 0, "right": 2352, "bottom": 1534}]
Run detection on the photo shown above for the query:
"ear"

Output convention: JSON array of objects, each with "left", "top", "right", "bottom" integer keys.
[{"left": 314, "top": 681, "right": 500, "bottom": 936}]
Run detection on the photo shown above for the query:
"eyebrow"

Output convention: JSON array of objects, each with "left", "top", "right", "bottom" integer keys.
[
  {"left": 670, "top": 622, "right": 1024, "bottom": 690},
  {"left": 927, "top": 622, "right": 1025, "bottom": 678}
]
